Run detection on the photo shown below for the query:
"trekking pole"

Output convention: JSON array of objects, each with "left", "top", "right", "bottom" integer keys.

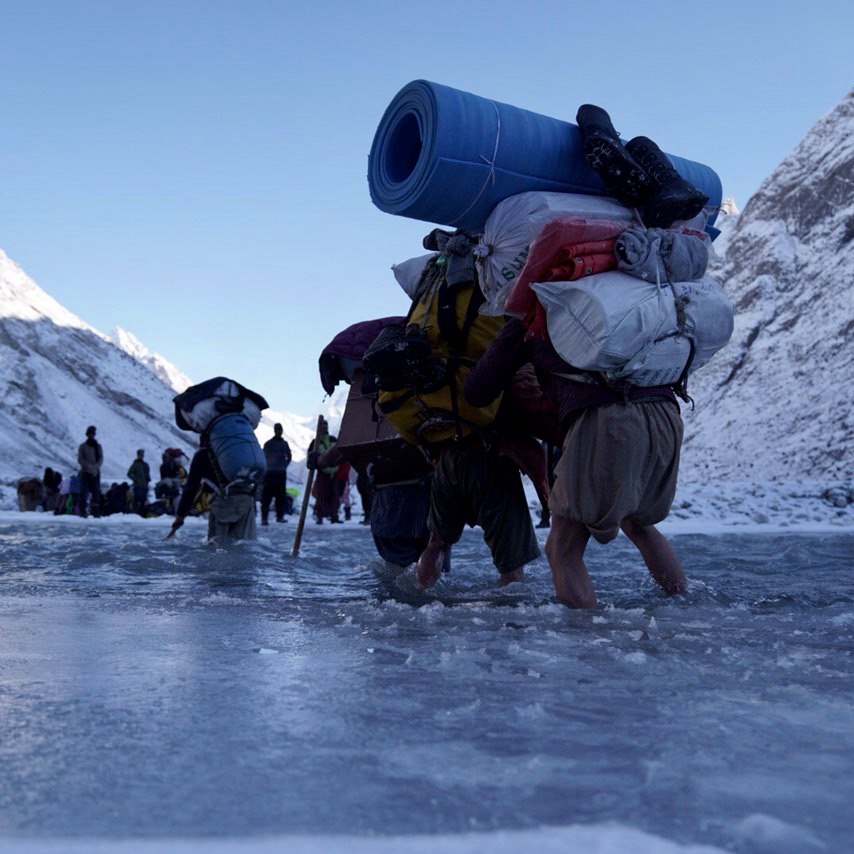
[{"left": 291, "top": 415, "right": 325, "bottom": 558}]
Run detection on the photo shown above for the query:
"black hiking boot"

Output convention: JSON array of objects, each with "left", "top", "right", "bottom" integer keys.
[
  {"left": 624, "top": 136, "right": 709, "bottom": 227},
  {"left": 576, "top": 104, "right": 654, "bottom": 208}
]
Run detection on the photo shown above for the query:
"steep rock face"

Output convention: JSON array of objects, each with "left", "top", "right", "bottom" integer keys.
[
  {"left": 0, "top": 250, "right": 196, "bottom": 496},
  {"left": 682, "top": 91, "right": 853, "bottom": 482}
]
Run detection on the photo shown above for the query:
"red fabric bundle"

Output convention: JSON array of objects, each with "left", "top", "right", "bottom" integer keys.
[
  {"left": 505, "top": 218, "right": 629, "bottom": 337},
  {"left": 548, "top": 253, "right": 614, "bottom": 282},
  {"left": 552, "top": 239, "right": 618, "bottom": 266},
  {"left": 548, "top": 238, "right": 617, "bottom": 282}
]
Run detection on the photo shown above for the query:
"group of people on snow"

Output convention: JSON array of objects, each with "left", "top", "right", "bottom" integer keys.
[
  {"left": 18, "top": 329, "right": 685, "bottom": 609},
  {"left": 18, "top": 428, "right": 193, "bottom": 520}
]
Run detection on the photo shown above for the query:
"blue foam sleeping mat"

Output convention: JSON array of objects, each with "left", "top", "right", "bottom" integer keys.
[{"left": 368, "top": 80, "right": 722, "bottom": 237}]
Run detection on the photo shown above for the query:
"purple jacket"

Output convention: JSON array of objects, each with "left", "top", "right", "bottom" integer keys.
[
  {"left": 465, "top": 319, "right": 676, "bottom": 431},
  {"left": 318, "top": 316, "right": 405, "bottom": 394}
]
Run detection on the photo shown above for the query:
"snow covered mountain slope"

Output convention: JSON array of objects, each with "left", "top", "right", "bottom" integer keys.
[
  {"left": 0, "top": 248, "right": 343, "bottom": 503},
  {"left": 108, "top": 327, "right": 192, "bottom": 393},
  {"left": 0, "top": 250, "right": 197, "bottom": 500},
  {"left": 682, "top": 90, "right": 853, "bottom": 482},
  {"left": 107, "top": 323, "right": 326, "bottom": 477}
]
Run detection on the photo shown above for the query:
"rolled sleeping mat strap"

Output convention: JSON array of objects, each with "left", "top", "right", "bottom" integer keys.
[{"left": 368, "top": 79, "right": 722, "bottom": 235}]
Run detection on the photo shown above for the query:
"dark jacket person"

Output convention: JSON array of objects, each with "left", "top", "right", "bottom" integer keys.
[
  {"left": 261, "top": 423, "right": 292, "bottom": 525},
  {"left": 127, "top": 449, "right": 151, "bottom": 514},
  {"left": 77, "top": 425, "right": 103, "bottom": 517}
]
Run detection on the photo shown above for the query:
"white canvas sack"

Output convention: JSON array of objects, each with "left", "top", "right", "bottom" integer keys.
[
  {"left": 476, "top": 191, "right": 707, "bottom": 316},
  {"left": 179, "top": 380, "right": 263, "bottom": 432},
  {"left": 391, "top": 253, "right": 438, "bottom": 299},
  {"left": 532, "top": 272, "right": 733, "bottom": 387}
]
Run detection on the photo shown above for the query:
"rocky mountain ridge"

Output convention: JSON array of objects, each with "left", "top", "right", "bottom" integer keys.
[
  {"left": 0, "top": 249, "right": 329, "bottom": 506},
  {"left": 681, "top": 89, "right": 853, "bottom": 483},
  {"left": 0, "top": 249, "right": 196, "bottom": 502}
]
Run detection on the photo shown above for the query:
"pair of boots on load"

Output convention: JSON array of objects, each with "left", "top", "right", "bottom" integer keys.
[{"left": 576, "top": 104, "right": 709, "bottom": 228}]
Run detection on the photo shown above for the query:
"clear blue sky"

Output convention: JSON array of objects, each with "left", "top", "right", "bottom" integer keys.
[{"left": 1, "top": 1, "right": 851, "bottom": 415}]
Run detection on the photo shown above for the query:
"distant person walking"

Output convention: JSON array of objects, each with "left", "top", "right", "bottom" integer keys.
[
  {"left": 77, "top": 425, "right": 103, "bottom": 518},
  {"left": 307, "top": 423, "right": 342, "bottom": 524},
  {"left": 261, "top": 423, "right": 292, "bottom": 525},
  {"left": 127, "top": 449, "right": 151, "bottom": 515}
]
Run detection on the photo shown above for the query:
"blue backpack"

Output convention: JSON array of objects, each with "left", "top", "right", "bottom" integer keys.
[{"left": 205, "top": 413, "right": 267, "bottom": 488}]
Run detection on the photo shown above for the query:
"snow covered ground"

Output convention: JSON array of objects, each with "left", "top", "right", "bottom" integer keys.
[
  {"left": 666, "top": 480, "right": 853, "bottom": 533},
  {"left": 5, "top": 473, "right": 854, "bottom": 536},
  {"left": 6, "top": 463, "right": 853, "bottom": 539},
  {"left": 520, "top": 478, "right": 853, "bottom": 535}
]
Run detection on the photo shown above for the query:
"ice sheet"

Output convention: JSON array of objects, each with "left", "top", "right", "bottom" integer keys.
[{"left": 0, "top": 519, "right": 851, "bottom": 852}]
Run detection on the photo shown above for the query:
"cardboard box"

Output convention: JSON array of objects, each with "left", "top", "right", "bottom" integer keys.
[{"left": 337, "top": 372, "right": 431, "bottom": 484}]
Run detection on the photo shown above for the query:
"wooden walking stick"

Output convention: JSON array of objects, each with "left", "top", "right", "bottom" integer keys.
[{"left": 291, "top": 415, "right": 326, "bottom": 558}]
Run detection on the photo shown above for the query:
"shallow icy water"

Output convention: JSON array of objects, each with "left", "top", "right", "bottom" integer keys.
[{"left": 0, "top": 517, "right": 851, "bottom": 852}]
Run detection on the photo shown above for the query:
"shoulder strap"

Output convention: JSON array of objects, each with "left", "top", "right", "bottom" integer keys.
[
  {"left": 436, "top": 282, "right": 484, "bottom": 354},
  {"left": 459, "top": 284, "right": 485, "bottom": 345},
  {"left": 406, "top": 257, "right": 444, "bottom": 327},
  {"left": 201, "top": 431, "right": 228, "bottom": 490}
]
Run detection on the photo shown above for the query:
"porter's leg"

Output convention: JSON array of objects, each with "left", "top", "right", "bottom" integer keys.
[
  {"left": 620, "top": 519, "right": 686, "bottom": 594},
  {"left": 545, "top": 515, "right": 597, "bottom": 608}
]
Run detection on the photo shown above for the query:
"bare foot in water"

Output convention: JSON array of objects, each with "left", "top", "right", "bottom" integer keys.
[
  {"left": 498, "top": 567, "right": 525, "bottom": 586},
  {"left": 416, "top": 535, "right": 450, "bottom": 589}
]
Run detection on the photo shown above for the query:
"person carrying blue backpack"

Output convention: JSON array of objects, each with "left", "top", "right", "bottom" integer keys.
[{"left": 167, "top": 378, "right": 268, "bottom": 543}]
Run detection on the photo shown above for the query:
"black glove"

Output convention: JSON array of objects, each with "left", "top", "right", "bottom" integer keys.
[{"left": 306, "top": 451, "right": 320, "bottom": 471}]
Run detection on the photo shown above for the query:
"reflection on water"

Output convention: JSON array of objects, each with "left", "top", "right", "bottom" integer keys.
[{"left": 0, "top": 520, "right": 852, "bottom": 852}]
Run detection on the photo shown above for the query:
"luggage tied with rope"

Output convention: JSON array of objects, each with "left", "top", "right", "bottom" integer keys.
[{"left": 366, "top": 246, "right": 505, "bottom": 447}]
